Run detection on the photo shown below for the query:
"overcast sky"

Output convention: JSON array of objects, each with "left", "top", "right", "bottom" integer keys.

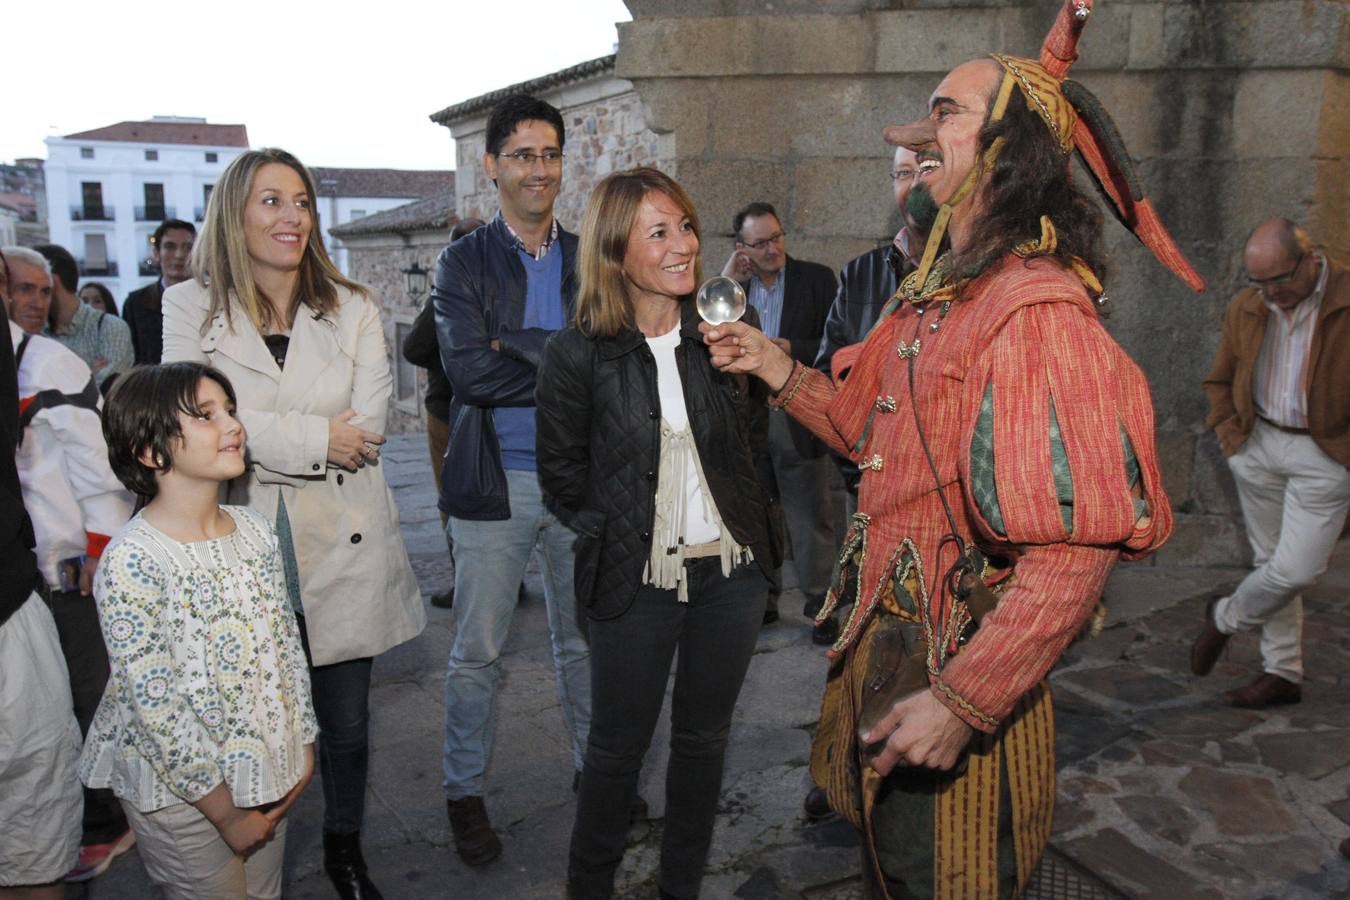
[{"left": 4, "top": 0, "right": 632, "bottom": 171}]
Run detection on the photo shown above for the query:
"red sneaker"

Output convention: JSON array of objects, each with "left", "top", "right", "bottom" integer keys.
[{"left": 64, "top": 829, "right": 136, "bottom": 882}]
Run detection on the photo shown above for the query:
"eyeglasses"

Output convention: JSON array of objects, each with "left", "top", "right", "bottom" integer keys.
[
  {"left": 1247, "top": 253, "right": 1306, "bottom": 288},
  {"left": 889, "top": 168, "right": 918, "bottom": 182},
  {"left": 739, "top": 231, "right": 785, "bottom": 251},
  {"left": 495, "top": 149, "right": 565, "bottom": 167}
]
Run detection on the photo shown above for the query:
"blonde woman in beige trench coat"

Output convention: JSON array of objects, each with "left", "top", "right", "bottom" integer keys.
[{"left": 162, "top": 148, "right": 423, "bottom": 900}]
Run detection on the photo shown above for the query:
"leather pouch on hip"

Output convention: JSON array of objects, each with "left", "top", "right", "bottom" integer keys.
[
  {"left": 856, "top": 616, "right": 930, "bottom": 758},
  {"left": 855, "top": 554, "right": 1005, "bottom": 765}
]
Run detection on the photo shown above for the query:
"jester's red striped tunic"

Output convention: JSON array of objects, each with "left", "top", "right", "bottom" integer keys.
[{"left": 779, "top": 253, "right": 1172, "bottom": 898}]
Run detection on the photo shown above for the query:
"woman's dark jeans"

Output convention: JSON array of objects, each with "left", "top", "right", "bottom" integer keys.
[
  {"left": 568, "top": 558, "right": 768, "bottom": 900},
  {"left": 297, "top": 614, "right": 374, "bottom": 835}
]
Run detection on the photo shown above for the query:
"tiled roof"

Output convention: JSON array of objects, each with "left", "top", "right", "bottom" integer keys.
[
  {"left": 63, "top": 121, "right": 250, "bottom": 147},
  {"left": 430, "top": 55, "right": 616, "bottom": 125},
  {"left": 310, "top": 168, "right": 453, "bottom": 199},
  {"left": 329, "top": 192, "right": 457, "bottom": 238},
  {"left": 0, "top": 192, "right": 36, "bottom": 214}
]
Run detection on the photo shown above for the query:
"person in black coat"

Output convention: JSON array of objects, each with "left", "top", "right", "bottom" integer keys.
[
  {"left": 401, "top": 218, "right": 484, "bottom": 609},
  {"left": 121, "top": 219, "right": 195, "bottom": 365},
  {"left": 537, "top": 168, "right": 783, "bottom": 900}
]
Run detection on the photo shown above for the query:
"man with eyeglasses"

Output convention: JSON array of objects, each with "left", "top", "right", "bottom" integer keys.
[
  {"left": 1193, "top": 218, "right": 1349, "bottom": 709},
  {"left": 722, "top": 202, "right": 843, "bottom": 643},
  {"left": 431, "top": 93, "right": 591, "bottom": 868},
  {"left": 816, "top": 146, "right": 927, "bottom": 383}
]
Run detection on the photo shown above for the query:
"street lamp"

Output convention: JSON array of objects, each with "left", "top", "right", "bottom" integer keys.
[{"left": 402, "top": 261, "right": 429, "bottom": 301}]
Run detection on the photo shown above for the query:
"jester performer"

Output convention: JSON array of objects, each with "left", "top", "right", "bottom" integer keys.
[{"left": 703, "top": 2, "right": 1205, "bottom": 896}]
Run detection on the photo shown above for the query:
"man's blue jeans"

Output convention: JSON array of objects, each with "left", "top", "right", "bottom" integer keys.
[{"left": 443, "top": 468, "right": 591, "bottom": 799}]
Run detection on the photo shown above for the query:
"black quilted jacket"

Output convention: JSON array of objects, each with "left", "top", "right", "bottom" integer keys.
[{"left": 536, "top": 302, "right": 785, "bottom": 620}]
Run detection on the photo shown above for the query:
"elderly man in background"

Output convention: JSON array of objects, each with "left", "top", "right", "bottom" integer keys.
[
  {"left": 723, "top": 201, "right": 844, "bottom": 642},
  {"left": 1193, "top": 219, "right": 1349, "bottom": 708},
  {"left": 2, "top": 246, "right": 136, "bottom": 883}
]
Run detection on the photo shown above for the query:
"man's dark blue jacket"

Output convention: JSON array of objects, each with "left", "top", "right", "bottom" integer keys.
[{"left": 432, "top": 215, "right": 578, "bottom": 520}]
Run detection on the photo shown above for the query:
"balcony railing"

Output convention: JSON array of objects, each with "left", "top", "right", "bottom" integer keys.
[
  {"left": 78, "top": 259, "right": 119, "bottom": 276},
  {"left": 70, "top": 204, "right": 115, "bottom": 221},
  {"left": 139, "top": 259, "right": 158, "bottom": 277},
  {"left": 194, "top": 206, "right": 206, "bottom": 222},
  {"left": 134, "top": 205, "right": 175, "bottom": 222}
]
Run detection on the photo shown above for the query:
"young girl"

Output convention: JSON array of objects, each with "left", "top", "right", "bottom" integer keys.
[{"left": 79, "top": 362, "right": 317, "bottom": 900}]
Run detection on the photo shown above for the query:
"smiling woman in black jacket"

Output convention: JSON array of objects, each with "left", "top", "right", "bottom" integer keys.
[{"left": 536, "top": 168, "right": 782, "bottom": 900}]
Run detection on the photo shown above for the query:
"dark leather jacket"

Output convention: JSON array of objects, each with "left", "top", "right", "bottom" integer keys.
[
  {"left": 432, "top": 215, "right": 578, "bottom": 520},
  {"left": 813, "top": 243, "right": 909, "bottom": 494},
  {"left": 813, "top": 243, "right": 907, "bottom": 376},
  {"left": 536, "top": 302, "right": 785, "bottom": 620}
]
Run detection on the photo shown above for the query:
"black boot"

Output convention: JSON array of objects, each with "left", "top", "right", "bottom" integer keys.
[
  {"left": 323, "top": 831, "right": 383, "bottom": 900},
  {"left": 447, "top": 796, "right": 502, "bottom": 866}
]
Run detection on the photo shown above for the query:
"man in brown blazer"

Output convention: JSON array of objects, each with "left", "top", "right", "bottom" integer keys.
[{"left": 1193, "top": 218, "right": 1350, "bottom": 708}]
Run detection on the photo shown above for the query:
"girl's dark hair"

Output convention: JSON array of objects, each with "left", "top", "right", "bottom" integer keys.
[
  {"left": 949, "top": 89, "right": 1105, "bottom": 284},
  {"left": 103, "top": 363, "right": 238, "bottom": 500}
]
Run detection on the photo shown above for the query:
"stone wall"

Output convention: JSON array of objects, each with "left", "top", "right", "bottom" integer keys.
[
  {"left": 618, "top": 0, "right": 1349, "bottom": 566},
  {"left": 342, "top": 229, "right": 450, "bottom": 434},
  {"left": 447, "top": 73, "right": 675, "bottom": 232}
]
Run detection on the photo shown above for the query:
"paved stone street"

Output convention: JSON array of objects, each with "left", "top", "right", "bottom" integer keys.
[{"left": 74, "top": 432, "right": 1349, "bottom": 899}]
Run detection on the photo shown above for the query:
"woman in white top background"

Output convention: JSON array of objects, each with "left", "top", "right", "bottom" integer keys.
[
  {"left": 536, "top": 168, "right": 783, "bottom": 900},
  {"left": 161, "top": 148, "right": 424, "bottom": 900}
]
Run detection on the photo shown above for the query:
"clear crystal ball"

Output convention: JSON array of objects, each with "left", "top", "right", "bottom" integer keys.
[{"left": 695, "top": 276, "right": 747, "bottom": 325}]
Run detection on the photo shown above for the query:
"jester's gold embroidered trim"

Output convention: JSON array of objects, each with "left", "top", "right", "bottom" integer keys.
[
  {"left": 991, "top": 53, "right": 1075, "bottom": 154},
  {"left": 776, "top": 360, "right": 809, "bottom": 408},
  {"left": 1013, "top": 215, "right": 1059, "bottom": 257},
  {"left": 1011, "top": 215, "right": 1104, "bottom": 299},
  {"left": 935, "top": 678, "right": 1000, "bottom": 728},
  {"left": 897, "top": 252, "right": 959, "bottom": 306}
]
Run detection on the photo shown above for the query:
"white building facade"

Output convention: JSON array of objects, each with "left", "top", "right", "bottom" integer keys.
[
  {"left": 0, "top": 204, "right": 18, "bottom": 246},
  {"left": 43, "top": 117, "right": 247, "bottom": 299}
]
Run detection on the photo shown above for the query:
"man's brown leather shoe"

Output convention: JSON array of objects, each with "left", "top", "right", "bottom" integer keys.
[
  {"left": 1190, "top": 595, "right": 1231, "bottom": 676},
  {"left": 447, "top": 796, "right": 501, "bottom": 866},
  {"left": 1224, "top": 673, "right": 1301, "bottom": 709}
]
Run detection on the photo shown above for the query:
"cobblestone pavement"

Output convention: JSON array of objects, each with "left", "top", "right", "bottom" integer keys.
[{"left": 72, "top": 432, "right": 1349, "bottom": 899}]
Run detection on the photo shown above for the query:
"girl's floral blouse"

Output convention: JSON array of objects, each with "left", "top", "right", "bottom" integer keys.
[{"left": 79, "top": 506, "right": 319, "bottom": 811}]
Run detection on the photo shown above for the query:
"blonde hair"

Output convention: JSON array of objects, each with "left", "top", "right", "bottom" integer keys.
[
  {"left": 191, "top": 147, "right": 366, "bottom": 333},
  {"left": 575, "top": 167, "right": 702, "bottom": 338}
]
